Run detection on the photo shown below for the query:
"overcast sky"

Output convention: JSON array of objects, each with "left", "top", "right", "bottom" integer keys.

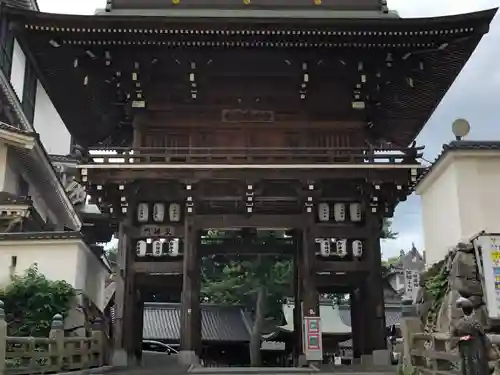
[{"left": 35, "top": 0, "right": 500, "bottom": 258}]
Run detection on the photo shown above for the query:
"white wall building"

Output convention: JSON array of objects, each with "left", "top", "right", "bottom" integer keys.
[
  {"left": 0, "top": 232, "right": 110, "bottom": 311},
  {"left": 9, "top": 38, "right": 72, "bottom": 156},
  {"left": 0, "top": 0, "right": 110, "bottom": 318},
  {"left": 415, "top": 141, "right": 500, "bottom": 267}
]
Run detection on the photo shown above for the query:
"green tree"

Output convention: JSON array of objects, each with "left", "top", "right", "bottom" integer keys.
[
  {"left": 201, "top": 254, "right": 292, "bottom": 366},
  {"left": 105, "top": 244, "right": 118, "bottom": 269},
  {"left": 382, "top": 218, "right": 398, "bottom": 239},
  {"left": 0, "top": 264, "right": 75, "bottom": 337}
]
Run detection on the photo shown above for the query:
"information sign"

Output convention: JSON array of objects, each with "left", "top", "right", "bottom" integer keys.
[
  {"left": 303, "top": 316, "right": 323, "bottom": 361},
  {"left": 472, "top": 235, "right": 500, "bottom": 319}
]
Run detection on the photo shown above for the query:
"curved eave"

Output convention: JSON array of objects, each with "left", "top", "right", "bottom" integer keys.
[
  {"left": 3, "top": 6, "right": 496, "bottom": 146},
  {"left": 3, "top": 5, "right": 497, "bottom": 25}
]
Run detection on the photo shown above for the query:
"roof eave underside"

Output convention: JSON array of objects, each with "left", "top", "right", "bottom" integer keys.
[
  {"left": 4, "top": 7, "right": 497, "bottom": 146},
  {"left": 3, "top": 0, "right": 38, "bottom": 11}
]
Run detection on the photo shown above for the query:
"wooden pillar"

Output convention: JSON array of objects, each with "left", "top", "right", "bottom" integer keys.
[
  {"left": 364, "top": 210, "right": 387, "bottom": 355},
  {"left": 113, "top": 218, "right": 135, "bottom": 365},
  {"left": 132, "top": 112, "right": 144, "bottom": 148},
  {"left": 301, "top": 225, "right": 318, "bottom": 317},
  {"left": 292, "top": 237, "right": 303, "bottom": 364},
  {"left": 350, "top": 289, "right": 363, "bottom": 362},
  {"left": 179, "top": 216, "right": 201, "bottom": 362},
  {"left": 300, "top": 221, "right": 319, "bottom": 366},
  {"left": 133, "top": 290, "right": 144, "bottom": 365}
]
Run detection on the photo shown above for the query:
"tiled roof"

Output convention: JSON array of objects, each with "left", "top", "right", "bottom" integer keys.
[
  {"left": 106, "top": 0, "right": 388, "bottom": 13},
  {"left": 0, "top": 121, "right": 34, "bottom": 135},
  {"left": 415, "top": 140, "right": 500, "bottom": 190},
  {"left": 0, "top": 191, "right": 31, "bottom": 205},
  {"left": 3, "top": 0, "right": 38, "bottom": 11},
  {"left": 49, "top": 154, "right": 80, "bottom": 163},
  {"left": 443, "top": 140, "right": 500, "bottom": 151},
  {"left": 280, "top": 302, "right": 401, "bottom": 335},
  {"left": 338, "top": 306, "right": 402, "bottom": 328},
  {"left": 280, "top": 303, "right": 351, "bottom": 335},
  {"left": 0, "top": 231, "right": 82, "bottom": 241},
  {"left": 143, "top": 303, "right": 252, "bottom": 342},
  {"left": 389, "top": 244, "right": 425, "bottom": 271}
]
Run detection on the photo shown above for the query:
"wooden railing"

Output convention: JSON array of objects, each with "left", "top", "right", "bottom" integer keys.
[
  {"left": 85, "top": 146, "right": 424, "bottom": 165},
  {"left": 0, "top": 301, "right": 107, "bottom": 375},
  {"left": 401, "top": 302, "right": 500, "bottom": 375},
  {"left": 410, "top": 332, "right": 460, "bottom": 375}
]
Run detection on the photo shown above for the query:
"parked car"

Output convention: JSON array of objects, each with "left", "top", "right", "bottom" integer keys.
[{"left": 142, "top": 340, "right": 179, "bottom": 355}]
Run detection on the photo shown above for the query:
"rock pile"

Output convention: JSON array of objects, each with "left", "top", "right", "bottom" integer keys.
[{"left": 415, "top": 241, "right": 489, "bottom": 332}]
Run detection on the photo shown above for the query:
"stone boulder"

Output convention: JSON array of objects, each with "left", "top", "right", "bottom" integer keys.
[
  {"left": 450, "top": 250, "right": 482, "bottom": 297},
  {"left": 436, "top": 290, "right": 464, "bottom": 332}
]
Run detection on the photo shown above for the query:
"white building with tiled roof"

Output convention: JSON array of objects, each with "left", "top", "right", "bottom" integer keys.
[
  {"left": 416, "top": 140, "right": 500, "bottom": 266},
  {"left": 0, "top": 0, "right": 111, "bottom": 331}
]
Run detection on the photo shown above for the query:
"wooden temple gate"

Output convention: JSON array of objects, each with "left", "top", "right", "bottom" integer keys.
[
  {"left": 2, "top": 0, "right": 494, "bottom": 367},
  {"left": 84, "top": 156, "right": 422, "bottom": 366}
]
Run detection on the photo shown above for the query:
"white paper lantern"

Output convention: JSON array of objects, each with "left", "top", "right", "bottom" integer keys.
[
  {"left": 336, "top": 239, "right": 347, "bottom": 257},
  {"left": 152, "top": 203, "right": 165, "bottom": 223},
  {"left": 317, "top": 202, "right": 330, "bottom": 222},
  {"left": 168, "top": 238, "right": 180, "bottom": 256},
  {"left": 319, "top": 239, "right": 331, "bottom": 257},
  {"left": 152, "top": 240, "right": 163, "bottom": 257},
  {"left": 333, "top": 203, "right": 346, "bottom": 222},
  {"left": 169, "top": 203, "right": 181, "bottom": 223},
  {"left": 349, "top": 203, "right": 362, "bottom": 222},
  {"left": 137, "top": 203, "right": 149, "bottom": 223},
  {"left": 352, "top": 240, "right": 363, "bottom": 258},
  {"left": 136, "top": 240, "right": 147, "bottom": 257}
]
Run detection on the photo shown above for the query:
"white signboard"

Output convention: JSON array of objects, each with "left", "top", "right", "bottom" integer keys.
[
  {"left": 404, "top": 270, "right": 420, "bottom": 302},
  {"left": 472, "top": 235, "right": 500, "bottom": 319}
]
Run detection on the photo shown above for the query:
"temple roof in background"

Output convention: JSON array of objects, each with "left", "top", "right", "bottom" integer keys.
[
  {"left": 391, "top": 244, "right": 425, "bottom": 270},
  {"left": 143, "top": 303, "right": 252, "bottom": 342},
  {"left": 279, "top": 302, "right": 401, "bottom": 335}
]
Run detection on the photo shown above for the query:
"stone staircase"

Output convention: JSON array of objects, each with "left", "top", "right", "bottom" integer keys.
[{"left": 95, "top": 361, "right": 397, "bottom": 375}]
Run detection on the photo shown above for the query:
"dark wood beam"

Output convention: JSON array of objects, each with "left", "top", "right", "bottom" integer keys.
[
  {"left": 195, "top": 214, "right": 303, "bottom": 229},
  {"left": 199, "top": 243, "right": 296, "bottom": 255},
  {"left": 136, "top": 274, "right": 183, "bottom": 289},
  {"left": 316, "top": 260, "right": 369, "bottom": 273},
  {"left": 84, "top": 166, "right": 419, "bottom": 184},
  {"left": 312, "top": 224, "right": 369, "bottom": 239},
  {"left": 316, "top": 272, "right": 366, "bottom": 291},
  {"left": 133, "top": 261, "right": 183, "bottom": 274}
]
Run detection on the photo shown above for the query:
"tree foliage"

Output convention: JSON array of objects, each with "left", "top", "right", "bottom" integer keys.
[
  {"left": 201, "top": 255, "right": 292, "bottom": 319},
  {"left": 0, "top": 264, "right": 75, "bottom": 337},
  {"left": 201, "top": 253, "right": 292, "bottom": 365},
  {"left": 201, "top": 220, "right": 397, "bottom": 310},
  {"left": 105, "top": 244, "right": 118, "bottom": 268},
  {"left": 382, "top": 218, "right": 398, "bottom": 240}
]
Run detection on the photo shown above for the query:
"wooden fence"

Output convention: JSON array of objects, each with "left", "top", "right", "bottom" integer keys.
[
  {"left": 400, "top": 304, "right": 500, "bottom": 375},
  {"left": 0, "top": 300, "right": 107, "bottom": 375},
  {"left": 409, "top": 332, "right": 460, "bottom": 375}
]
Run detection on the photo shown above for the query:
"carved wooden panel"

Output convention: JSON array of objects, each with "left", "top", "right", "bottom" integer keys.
[
  {"left": 221, "top": 109, "right": 275, "bottom": 123},
  {"left": 213, "top": 129, "right": 247, "bottom": 148},
  {"left": 143, "top": 132, "right": 189, "bottom": 149},
  {"left": 306, "top": 131, "right": 363, "bottom": 149},
  {"left": 140, "top": 120, "right": 366, "bottom": 151}
]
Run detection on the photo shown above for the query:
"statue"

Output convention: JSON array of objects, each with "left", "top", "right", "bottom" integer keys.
[{"left": 452, "top": 297, "right": 491, "bottom": 375}]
